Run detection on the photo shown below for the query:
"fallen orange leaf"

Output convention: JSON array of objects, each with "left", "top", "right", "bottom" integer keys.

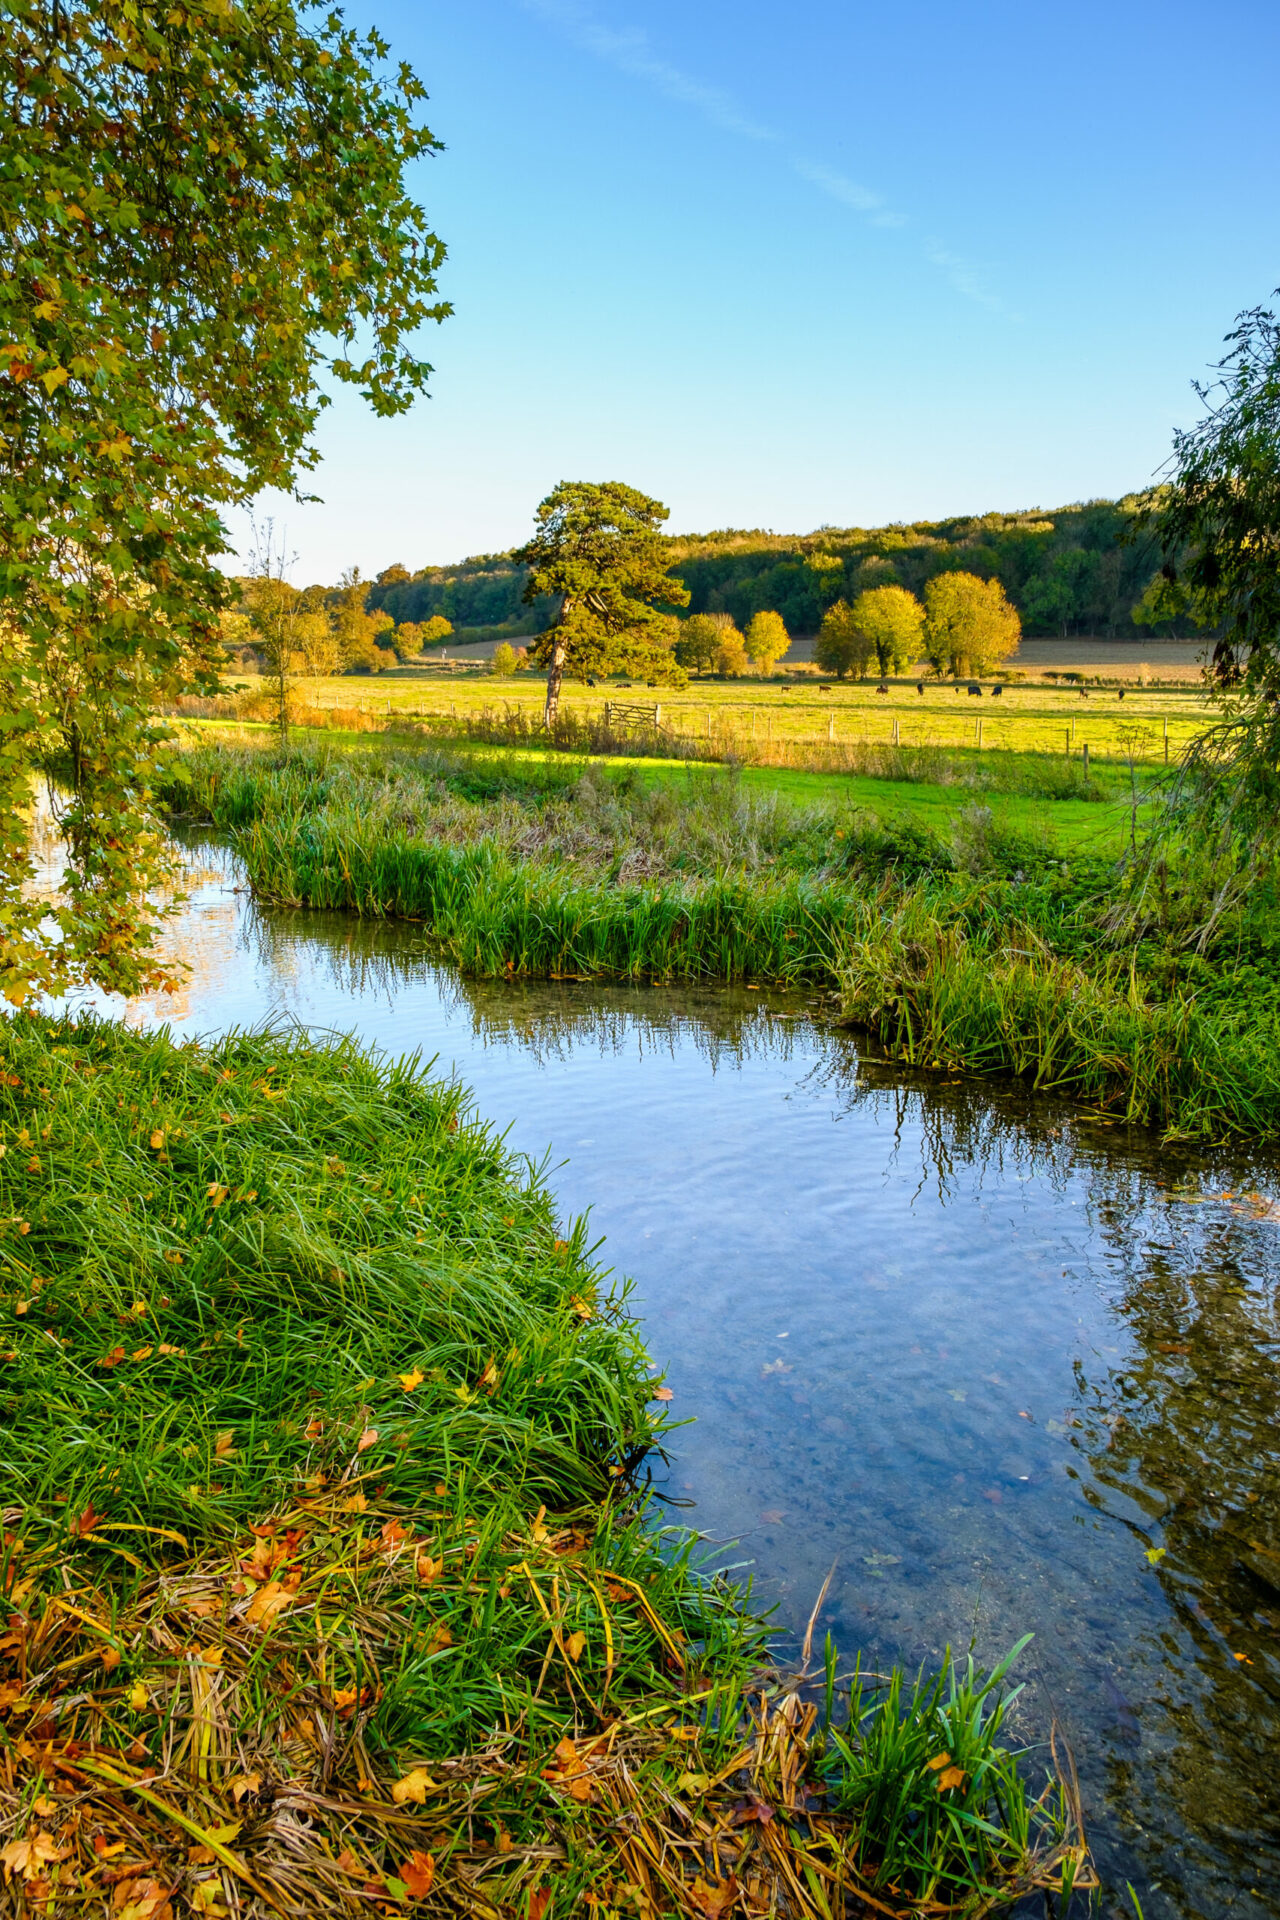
[
  {"left": 565, "top": 1630, "right": 586, "bottom": 1662},
  {"left": 214, "top": 1431, "right": 235, "bottom": 1459},
  {"left": 356, "top": 1427, "right": 378, "bottom": 1453},
  {"left": 938, "top": 1766, "right": 967, "bottom": 1792},
  {"left": 399, "top": 1850, "right": 435, "bottom": 1899},
  {"left": 398, "top": 1368, "right": 425, "bottom": 1391},
  {"left": 149, "top": 1130, "right": 165, "bottom": 1151},
  {"left": 652, "top": 1385, "right": 673, "bottom": 1402}
]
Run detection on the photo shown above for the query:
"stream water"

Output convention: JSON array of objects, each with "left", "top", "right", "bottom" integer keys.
[{"left": 56, "top": 843, "right": 1280, "bottom": 1920}]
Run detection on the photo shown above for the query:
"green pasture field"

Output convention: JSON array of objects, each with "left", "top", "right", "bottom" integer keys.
[{"left": 258, "top": 669, "right": 1215, "bottom": 765}]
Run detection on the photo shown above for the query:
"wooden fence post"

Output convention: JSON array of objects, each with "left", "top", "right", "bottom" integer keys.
[
  {"left": 1082, "top": 742, "right": 1089, "bottom": 780},
  {"left": 976, "top": 716, "right": 983, "bottom": 750},
  {"left": 828, "top": 712, "right": 835, "bottom": 742}
]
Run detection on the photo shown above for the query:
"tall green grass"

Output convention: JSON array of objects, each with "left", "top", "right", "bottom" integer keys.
[{"left": 159, "top": 742, "right": 1280, "bottom": 1139}]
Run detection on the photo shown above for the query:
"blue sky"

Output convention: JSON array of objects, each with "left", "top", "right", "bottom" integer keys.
[{"left": 246, "top": 0, "right": 1280, "bottom": 582}]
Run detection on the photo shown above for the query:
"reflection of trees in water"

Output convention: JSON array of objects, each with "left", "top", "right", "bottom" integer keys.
[
  {"left": 805, "top": 1037, "right": 1280, "bottom": 1901},
  {"left": 1073, "top": 1198, "right": 1280, "bottom": 1888}
]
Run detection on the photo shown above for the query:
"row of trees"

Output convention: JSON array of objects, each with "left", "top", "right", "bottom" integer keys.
[{"left": 814, "top": 574, "right": 1021, "bottom": 679}]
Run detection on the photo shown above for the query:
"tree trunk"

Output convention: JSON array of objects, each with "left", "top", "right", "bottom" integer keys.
[{"left": 543, "top": 603, "right": 572, "bottom": 727}]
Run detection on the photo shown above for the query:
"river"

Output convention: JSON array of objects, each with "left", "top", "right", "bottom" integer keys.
[{"left": 55, "top": 840, "right": 1280, "bottom": 1919}]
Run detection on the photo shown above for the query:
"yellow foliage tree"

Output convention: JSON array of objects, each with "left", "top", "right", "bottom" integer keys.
[
  {"left": 745, "top": 610, "right": 789, "bottom": 674},
  {"left": 923, "top": 572, "right": 1021, "bottom": 677}
]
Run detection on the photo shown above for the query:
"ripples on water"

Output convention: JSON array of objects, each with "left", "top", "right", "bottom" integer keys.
[{"left": 50, "top": 842, "right": 1280, "bottom": 1919}]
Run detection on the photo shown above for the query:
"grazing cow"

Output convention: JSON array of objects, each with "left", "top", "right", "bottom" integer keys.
[
  {"left": 991, "top": 683, "right": 1003, "bottom": 698},
  {"left": 1079, "top": 688, "right": 1090, "bottom": 699},
  {"left": 1117, "top": 689, "right": 1125, "bottom": 700},
  {"left": 877, "top": 682, "right": 889, "bottom": 695},
  {"left": 818, "top": 684, "right": 832, "bottom": 692},
  {"left": 967, "top": 683, "right": 983, "bottom": 697},
  {"left": 916, "top": 681, "right": 925, "bottom": 695}
]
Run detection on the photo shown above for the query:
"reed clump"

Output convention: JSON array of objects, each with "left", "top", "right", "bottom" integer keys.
[{"left": 0, "top": 1014, "right": 1086, "bottom": 1916}]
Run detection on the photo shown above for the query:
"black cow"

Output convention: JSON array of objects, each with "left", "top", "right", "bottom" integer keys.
[
  {"left": 967, "top": 683, "right": 983, "bottom": 697},
  {"left": 991, "top": 684, "right": 1003, "bottom": 698}
]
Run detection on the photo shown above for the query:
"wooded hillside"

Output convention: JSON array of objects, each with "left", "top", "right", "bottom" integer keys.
[{"left": 367, "top": 496, "right": 1183, "bottom": 644}]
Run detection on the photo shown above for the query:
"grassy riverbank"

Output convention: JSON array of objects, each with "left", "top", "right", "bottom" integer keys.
[
  {"left": 0, "top": 1014, "right": 1084, "bottom": 1915},
  {"left": 164, "top": 741, "right": 1280, "bottom": 1140}
]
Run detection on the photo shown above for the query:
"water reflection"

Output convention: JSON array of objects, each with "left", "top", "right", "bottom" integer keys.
[{"left": 54, "top": 845, "right": 1280, "bottom": 1918}]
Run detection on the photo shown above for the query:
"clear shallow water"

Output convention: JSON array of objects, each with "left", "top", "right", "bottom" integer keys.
[{"left": 57, "top": 845, "right": 1280, "bottom": 1919}]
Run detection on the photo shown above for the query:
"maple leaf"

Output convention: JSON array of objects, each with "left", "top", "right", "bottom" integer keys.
[
  {"left": 227, "top": 1771, "right": 262, "bottom": 1805},
  {"left": 937, "top": 1765, "right": 967, "bottom": 1793},
  {"left": 391, "top": 1767, "right": 435, "bottom": 1805},
  {"left": 416, "top": 1553, "right": 440, "bottom": 1585},
  {"left": 99, "top": 1346, "right": 127, "bottom": 1369},
  {"left": 651, "top": 1385, "right": 673, "bottom": 1402},
  {"left": 1, "top": 1831, "right": 65, "bottom": 1881},
  {"left": 245, "top": 1584, "right": 293, "bottom": 1629},
  {"left": 397, "top": 1368, "right": 424, "bottom": 1392},
  {"left": 399, "top": 1850, "right": 435, "bottom": 1899}
]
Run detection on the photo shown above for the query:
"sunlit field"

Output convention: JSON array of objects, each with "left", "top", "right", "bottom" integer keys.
[{"left": 240, "top": 668, "right": 1215, "bottom": 765}]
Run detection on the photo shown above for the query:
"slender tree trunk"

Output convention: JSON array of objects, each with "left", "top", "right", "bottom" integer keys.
[{"left": 543, "top": 601, "right": 572, "bottom": 727}]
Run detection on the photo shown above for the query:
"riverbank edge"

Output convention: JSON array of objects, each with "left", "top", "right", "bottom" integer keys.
[
  {"left": 0, "top": 1013, "right": 1086, "bottom": 1915},
  {"left": 163, "top": 743, "right": 1280, "bottom": 1142}
]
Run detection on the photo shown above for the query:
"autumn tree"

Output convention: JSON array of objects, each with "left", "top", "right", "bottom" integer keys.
[
  {"left": 0, "top": 1, "right": 448, "bottom": 1004},
  {"left": 491, "top": 641, "right": 518, "bottom": 676},
  {"left": 674, "top": 613, "right": 722, "bottom": 675},
  {"left": 712, "top": 618, "right": 749, "bottom": 676},
  {"left": 923, "top": 573, "right": 1021, "bottom": 678},
  {"left": 815, "top": 601, "right": 875, "bottom": 679},
  {"left": 515, "top": 482, "right": 689, "bottom": 724},
  {"left": 745, "top": 610, "right": 789, "bottom": 675},
  {"left": 420, "top": 614, "right": 454, "bottom": 648},
  {"left": 850, "top": 585, "right": 925, "bottom": 678}
]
